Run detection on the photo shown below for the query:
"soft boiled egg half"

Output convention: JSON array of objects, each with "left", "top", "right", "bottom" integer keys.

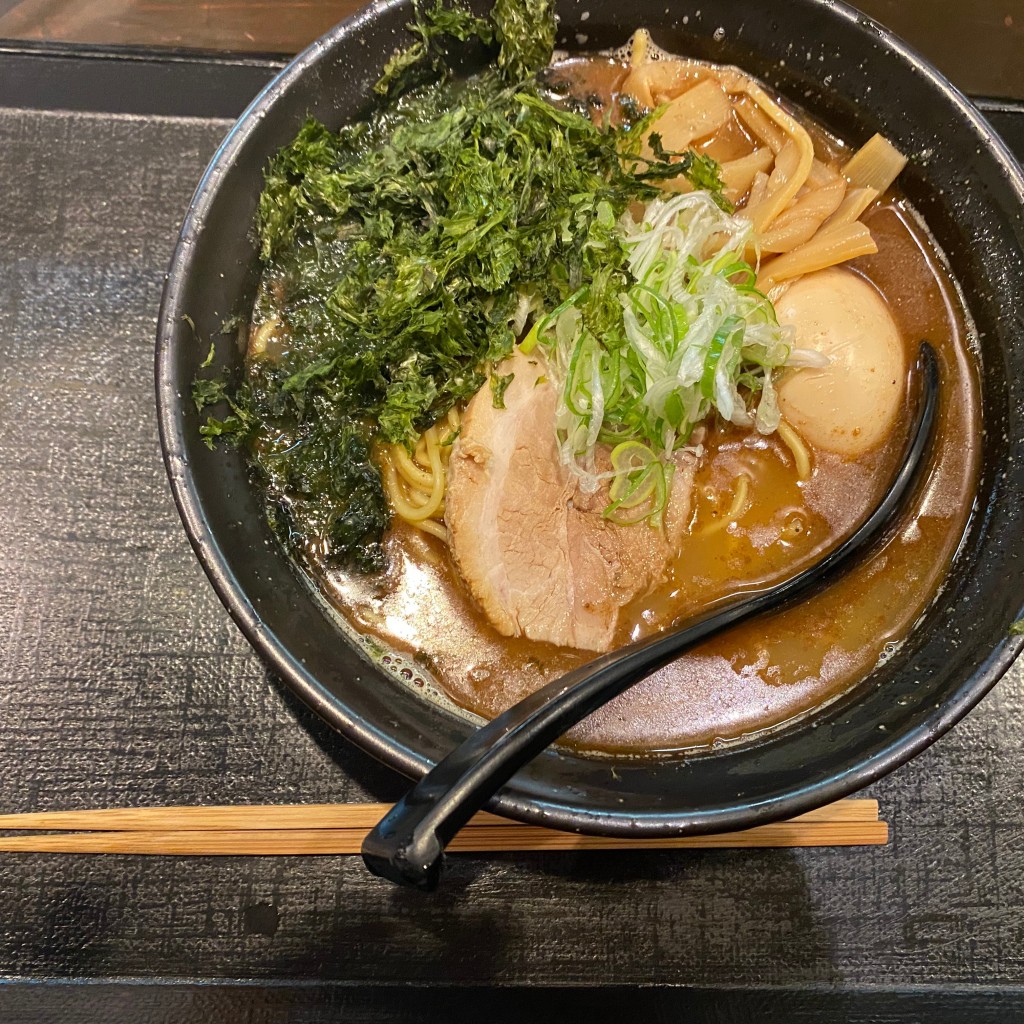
[{"left": 775, "top": 266, "right": 906, "bottom": 459}]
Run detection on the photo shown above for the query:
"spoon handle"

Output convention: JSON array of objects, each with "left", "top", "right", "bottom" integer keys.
[{"left": 363, "top": 342, "right": 939, "bottom": 890}]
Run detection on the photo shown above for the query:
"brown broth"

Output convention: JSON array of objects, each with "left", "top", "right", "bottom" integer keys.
[{"left": 312, "top": 61, "right": 981, "bottom": 756}]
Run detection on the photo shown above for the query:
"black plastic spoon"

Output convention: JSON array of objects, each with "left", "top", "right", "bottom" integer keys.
[{"left": 363, "top": 341, "right": 940, "bottom": 890}]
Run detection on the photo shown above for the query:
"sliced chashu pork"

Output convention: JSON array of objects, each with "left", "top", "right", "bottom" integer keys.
[{"left": 445, "top": 349, "right": 696, "bottom": 653}]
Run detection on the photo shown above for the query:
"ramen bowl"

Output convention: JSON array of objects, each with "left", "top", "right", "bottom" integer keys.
[{"left": 156, "top": 0, "right": 1024, "bottom": 836}]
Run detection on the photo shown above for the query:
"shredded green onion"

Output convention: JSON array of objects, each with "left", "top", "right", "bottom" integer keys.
[{"left": 530, "top": 191, "right": 801, "bottom": 524}]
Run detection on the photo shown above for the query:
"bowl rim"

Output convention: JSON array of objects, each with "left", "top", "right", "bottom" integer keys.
[{"left": 156, "top": 0, "right": 1024, "bottom": 836}]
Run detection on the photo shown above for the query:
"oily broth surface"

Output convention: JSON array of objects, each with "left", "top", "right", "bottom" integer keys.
[{"left": 314, "top": 61, "right": 980, "bottom": 754}]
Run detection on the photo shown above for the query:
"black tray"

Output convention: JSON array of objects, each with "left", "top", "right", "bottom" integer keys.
[{"left": 1, "top": 41, "right": 1023, "bottom": 1024}]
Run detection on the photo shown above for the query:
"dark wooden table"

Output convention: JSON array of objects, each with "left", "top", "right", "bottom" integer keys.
[{"left": 2, "top": 3, "right": 1024, "bottom": 1021}]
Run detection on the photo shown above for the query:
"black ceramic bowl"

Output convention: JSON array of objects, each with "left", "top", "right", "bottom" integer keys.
[{"left": 156, "top": 0, "right": 1024, "bottom": 836}]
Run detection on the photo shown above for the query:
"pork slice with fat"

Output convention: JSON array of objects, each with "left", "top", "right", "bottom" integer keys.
[{"left": 445, "top": 349, "right": 696, "bottom": 653}]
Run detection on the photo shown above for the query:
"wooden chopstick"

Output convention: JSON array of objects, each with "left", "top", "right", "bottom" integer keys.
[
  {"left": 0, "top": 797, "right": 878, "bottom": 832},
  {"left": 0, "top": 820, "right": 887, "bottom": 854},
  {"left": 0, "top": 799, "right": 887, "bottom": 854}
]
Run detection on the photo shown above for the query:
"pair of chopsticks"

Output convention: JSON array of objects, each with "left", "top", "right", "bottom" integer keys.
[{"left": 0, "top": 799, "right": 887, "bottom": 854}]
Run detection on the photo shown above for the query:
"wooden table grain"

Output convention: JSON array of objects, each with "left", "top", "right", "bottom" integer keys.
[{"left": 1, "top": 2, "right": 1024, "bottom": 1021}]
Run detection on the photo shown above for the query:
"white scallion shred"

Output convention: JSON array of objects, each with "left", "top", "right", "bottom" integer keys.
[{"left": 534, "top": 191, "right": 802, "bottom": 524}]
